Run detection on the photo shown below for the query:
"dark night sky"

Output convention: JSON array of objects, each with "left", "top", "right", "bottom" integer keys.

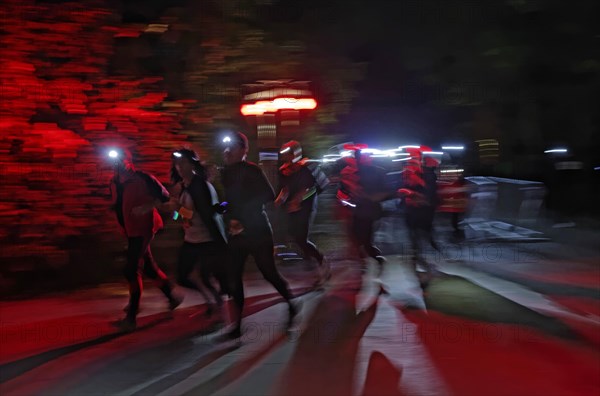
[
  {"left": 296, "top": 0, "right": 598, "bottom": 154},
  {"left": 284, "top": 0, "right": 507, "bottom": 149},
  {"left": 124, "top": 0, "right": 598, "bottom": 152}
]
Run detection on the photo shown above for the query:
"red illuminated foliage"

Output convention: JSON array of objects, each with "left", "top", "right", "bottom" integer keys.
[{"left": 0, "top": 1, "right": 190, "bottom": 282}]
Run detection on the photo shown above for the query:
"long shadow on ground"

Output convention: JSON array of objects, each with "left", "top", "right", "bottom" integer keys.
[{"left": 397, "top": 274, "right": 600, "bottom": 396}]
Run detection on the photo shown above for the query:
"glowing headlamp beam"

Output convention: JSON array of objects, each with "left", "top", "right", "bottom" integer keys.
[
  {"left": 398, "top": 145, "right": 421, "bottom": 150},
  {"left": 442, "top": 146, "right": 464, "bottom": 150},
  {"left": 544, "top": 149, "right": 567, "bottom": 153},
  {"left": 341, "top": 200, "right": 357, "bottom": 208},
  {"left": 108, "top": 150, "right": 119, "bottom": 159}
]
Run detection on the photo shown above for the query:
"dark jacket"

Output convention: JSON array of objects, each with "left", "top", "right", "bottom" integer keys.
[
  {"left": 221, "top": 161, "right": 275, "bottom": 234},
  {"left": 278, "top": 160, "right": 328, "bottom": 214},
  {"left": 422, "top": 167, "right": 439, "bottom": 209},
  {"left": 354, "top": 163, "right": 390, "bottom": 220},
  {"left": 183, "top": 175, "right": 228, "bottom": 246}
]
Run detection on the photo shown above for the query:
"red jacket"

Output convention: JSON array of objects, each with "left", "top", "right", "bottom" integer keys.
[
  {"left": 110, "top": 171, "right": 170, "bottom": 237},
  {"left": 437, "top": 178, "right": 469, "bottom": 213}
]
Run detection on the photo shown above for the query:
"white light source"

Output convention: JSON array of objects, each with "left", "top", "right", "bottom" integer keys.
[
  {"left": 359, "top": 148, "right": 381, "bottom": 154},
  {"left": 108, "top": 150, "right": 119, "bottom": 159},
  {"left": 442, "top": 146, "right": 464, "bottom": 150},
  {"left": 381, "top": 149, "right": 402, "bottom": 157},
  {"left": 544, "top": 148, "right": 568, "bottom": 154},
  {"left": 173, "top": 152, "right": 182, "bottom": 158},
  {"left": 398, "top": 145, "right": 421, "bottom": 150},
  {"left": 223, "top": 136, "right": 232, "bottom": 143},
  {"left": 341, "top": 200, "right": 357, "bottom": 208},
  {"left": 422, "top": 151, "right": 444, "bottom": 155}
]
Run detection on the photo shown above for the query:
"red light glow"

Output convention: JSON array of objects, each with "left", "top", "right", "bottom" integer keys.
[{"left": 240, "top": 97, "right": 317, "bottom": 116}]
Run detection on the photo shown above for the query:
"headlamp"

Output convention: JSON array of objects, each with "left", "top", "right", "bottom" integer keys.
[
  {"left": 221, "top": 132, "right": 248, "bottom": 150},
  {"left": 108, "top": 149, "right": 119, "bottom": 159},
  {"left": 173, "top": 151, "right": 182, "bottom": 158}
]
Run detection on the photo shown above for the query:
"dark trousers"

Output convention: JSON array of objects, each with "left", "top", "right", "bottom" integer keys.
[
  {"left": 124, "top": 235, "right": 174, "bottom": 320},
  {"left": 405, "top": 207, "right": 439, "bottom": 270},
  {"left": 288, "top": 209, "right": 323, "bottom": 262},
  {"left": 228, "top": 232, "right": 293, "bottom": 330},
  {"left": 177, "top": 241, "right": 226, "bottom": 306},
  {"left": 350, "top": 213, "right": 382, "bottom": 260},
  {"left": 450, "top": 212, "right": 466, "bottom": 235}
]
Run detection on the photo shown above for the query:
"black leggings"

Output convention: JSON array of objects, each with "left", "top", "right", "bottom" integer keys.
[
  {"left": 177, "top": 241, "right": 227, "bottom": 305},
  {"left": 451, "top": 212, "right": 464, "bottom": 232},
  {"left": 228, "top": 232, "right": 293, "bottom": 329},
  {"left": 405, "top": 208, "right": 439, "bottom": 267},
  {"left": 124, "top": 236, "right": 173, "bottom": 320},
  {"left": 288, "top": 209, "right": 323, "bottom": 262},
  {"left": 350, "top": 214, "right": 382, "bottom": 260}
]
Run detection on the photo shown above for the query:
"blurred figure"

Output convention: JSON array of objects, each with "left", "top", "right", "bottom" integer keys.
[
  {"left": 437, "top": 172, "right": 468, "bottom": 238},
  {"left": 334, "top": 154, "right": 361, "bottom": 221},
  {"left": 398, "top": 148, "right": 440, "bottom": 287},
  {"left": 108, "top": 148, "right": 182, "bottom": 332},
  {"left": 275, "top": 140, "right": 331, "bottom": 286},
  {"left": 336, "top": 159, "right": 361, "bottom": 207},
  {"left": 341, "top": 145, "right": 393, "bottom": 275},
  {"left": 422, "top": 153, "right": 441, "bottom": 246},
  {"left": 220, "top": 132, "right": 300, "bottom": 340},
  {"left": 171, "top": 148, "right": 229, "bottom": 318},
  {"left": 330, "top": 153, "right": 360, "bottom": 263}
]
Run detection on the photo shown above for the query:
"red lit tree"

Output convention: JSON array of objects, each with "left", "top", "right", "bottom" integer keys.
[
  {"left": 0, "top": 0, "right": 365, "bottom": 294},
  {"left": 0, "top": 1, "right": 190, "bottom": 291}
]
